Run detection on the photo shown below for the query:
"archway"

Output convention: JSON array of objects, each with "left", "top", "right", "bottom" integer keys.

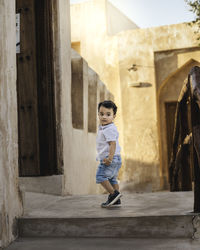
[{"left": 157, "top": 59, "right": 200, "bottom": 189}]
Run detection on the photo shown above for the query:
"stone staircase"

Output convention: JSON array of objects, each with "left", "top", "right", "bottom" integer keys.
[
  {"left": 19, "top": 191, "right": 199, "bottom": 238},
  {"left": 19, "top": 215, "right": 194, "bottom": 238},
  {"left": 5, "top": 191, "right": 200, "bottom": 249}
]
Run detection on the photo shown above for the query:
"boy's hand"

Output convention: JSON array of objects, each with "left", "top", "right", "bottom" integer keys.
[
  {"left": 103, "top": 141, "right": 115, "bottom": 166},
  {"left": 103, "top": 158, "right": 112, "bottom": 166}
]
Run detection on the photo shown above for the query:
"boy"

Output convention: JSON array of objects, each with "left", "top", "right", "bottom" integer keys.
[{"left": 96, "top": 100, "right": 122, "bottom": 208}]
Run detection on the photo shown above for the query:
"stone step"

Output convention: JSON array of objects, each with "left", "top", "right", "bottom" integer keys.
[
  {"left": 5, "top": 237, "right": 200, "bottom": 250},
  {"left": 18, "top": 215, "right": 194, "bottom": 238},
  {"left": 19, "top": 175, "right": 64, "bottom": 195}
]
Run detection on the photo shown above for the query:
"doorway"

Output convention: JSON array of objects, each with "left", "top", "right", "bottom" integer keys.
[{"left": 16, "top": 0, "right": 57, "bottom": 176}]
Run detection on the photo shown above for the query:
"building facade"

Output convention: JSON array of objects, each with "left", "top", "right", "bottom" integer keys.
[
  {"left": 70, "top": 0, "right": 200, "bottom": 192},
  {"left": 0, "top": 0, "right": 111, "bottom": 247}
]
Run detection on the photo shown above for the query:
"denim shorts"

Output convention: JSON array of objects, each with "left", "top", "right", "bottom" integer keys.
[{"left": 96, "top": 155, "right": 122, "bottom": 185}]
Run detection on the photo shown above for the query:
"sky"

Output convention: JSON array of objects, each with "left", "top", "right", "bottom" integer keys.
[{"left": 70, "top": 0, "right": 196, "bottom": 28}]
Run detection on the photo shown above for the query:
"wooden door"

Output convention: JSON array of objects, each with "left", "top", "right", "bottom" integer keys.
[
  {"left": 35, "top": 0, "right": 57, "bottom": 176},
  {"left": 16, "top": 0, "right": 40, "bottom": 176},
  {"left": 16, "top": 0, "right": 57, "bottom": 176}
]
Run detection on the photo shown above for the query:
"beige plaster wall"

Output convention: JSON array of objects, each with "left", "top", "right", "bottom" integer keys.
[
  {"left": 117, "top": 23, "right": 198, "bottom": 191},
  {"left": 155, "top": 47, "right": 200, "bottom": 91},
  {"left": 55, "top": 0, "right": 96, "bottom": 195},
  {"left": 117, "top": 30, "right": 159, "bottom": 191},
  {"left": 0, "top": 0, "right": 23, "bottom": 247},
  {"left": 70, "top": 0, "right": 199, "bottom": 191},
  {"left": 70, "top": 0, "right": 107, "bottom": 74},
  {"left": 66, "top": 50, "right": 98, "bottom": 195},
  {"left": 70, "top": 0, "right": 131, "bottom": 181},
  {"left": 68, "top": 50, "right": 113, "bottom": 195},
  {"left": 56, "top": 3, "right": 109, "bottom": 194}
]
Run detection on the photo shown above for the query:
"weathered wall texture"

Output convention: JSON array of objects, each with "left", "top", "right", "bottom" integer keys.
[
  {"left": 0, "top": 0, "right": 23, "bottom": 247},
  {"left": 70, "top": 0, "right": 200, "bottom": 192},
  {"left": 70, "top": 0, "right": 126, "bottom": 181},
  {"left": 117, "top": 24, "right": 199, "bottom": 191},
  {"left": 70, "top": 0, "right": 107, "bottom": 76},
  {"left": 65, "top": 50, "right": 96, "bottom": 195},
  {"left": 53, "top": 0, "right": 99, "bottom": 195},
  {"left": 54, "top": 0, "right": 110, "bottom": 195},
  {"left": 64, "top": 49, "right": 111, "bottom": 195}
]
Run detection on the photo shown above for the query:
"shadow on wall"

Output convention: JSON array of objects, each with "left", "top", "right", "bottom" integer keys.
[{"left": 120, "top": 159, "right": 161, "bottom": 193}]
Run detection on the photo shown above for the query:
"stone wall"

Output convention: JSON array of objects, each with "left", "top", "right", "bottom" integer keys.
[
  {"left": 70, "top": 0, "right": 126, "bottom": 185},
  {"left": 116, "top": 24, "right": 199, "bottom": 191},
  {"left": 0, "top": 0, "right": 23, "bottom": 247},
  {"left": 0, "top": 0, "right": 111, "bottom": 247},
  {"left": 70, "top": 0, "right": 200, "bottom": 192},
  {"left": 51, "top": 1, "right": 111, "bottom": 195},
  {"left": 17, "top": 0, "right": 111, "bottom": 197},
  {"left": 62, "top": 49, "right": 111, "bottom": 195}
]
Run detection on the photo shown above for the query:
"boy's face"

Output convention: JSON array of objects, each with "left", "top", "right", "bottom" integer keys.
[{"left": 98, "top": 106, "right": 115, "bottom": 126}]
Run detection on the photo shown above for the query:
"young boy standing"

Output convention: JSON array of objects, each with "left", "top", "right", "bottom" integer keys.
[{"left": 96, "top": 100, "right": 122, "bottom": 207}]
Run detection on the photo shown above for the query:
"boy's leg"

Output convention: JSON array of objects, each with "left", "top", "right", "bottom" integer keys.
[
  {"left": 97, "top": 161, "right": 122, "bottom": 207},
  {"left": 101, "top": 180, "right": 115, "bottom": 194},
  {"left": 101, "top": 180, "right": 121, "bottom": 207},
  {"left": 112, "top": 183, "right": 119, "bottom": 191}
]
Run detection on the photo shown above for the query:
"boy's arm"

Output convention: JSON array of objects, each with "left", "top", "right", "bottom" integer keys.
[{"left": 103, "top": 141, "right": 116, "bottom": 166}]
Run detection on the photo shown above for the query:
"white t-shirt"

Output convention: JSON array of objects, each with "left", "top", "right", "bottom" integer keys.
[{"left": 96, "top": 123, "right": 121, "bottom": 160}]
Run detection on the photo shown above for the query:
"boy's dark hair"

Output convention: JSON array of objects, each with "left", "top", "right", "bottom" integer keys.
[{"left": 98, "top": 100, "right": 117, "bottom": 115}]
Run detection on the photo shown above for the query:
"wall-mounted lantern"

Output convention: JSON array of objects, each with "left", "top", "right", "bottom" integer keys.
[
  {"left": 128, "top": 63, "right": 153, "bottom": 72},
  {"left": 128, "top": 63, "right": 153, "bottom": 87},
  {"left": 128, "top": 64, "right": 138, "bottom": 71}
]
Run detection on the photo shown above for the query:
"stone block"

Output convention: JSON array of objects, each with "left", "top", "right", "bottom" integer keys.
[
  {"left": 88, "top": 67, "right": 98, "bottom": 133},
  {"left": 0, "top": 204, "right": 2, "bottom": 248},
  {"left": 71, "top": 50, "right": 89, "bottom": 130},
  {"left": 19, "top": 175, "right": 64, "bottom": 195},
  {"left": 18, "top": 215, "right": 194, "bottom": 238}
]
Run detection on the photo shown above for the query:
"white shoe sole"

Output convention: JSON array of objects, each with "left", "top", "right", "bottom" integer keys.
[
  {"left": 110, "top": 204, "right": 121, "bottom": 207},
  {"left": 107, "top": 193, "right": 122, "bottom": 207}
]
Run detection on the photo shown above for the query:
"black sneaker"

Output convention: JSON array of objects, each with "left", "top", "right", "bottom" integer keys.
[
  {"left": 105, "top": 198, "right": 121, "bottom": 208},
  {"left": 112, "top": 198, "right": 121, "bottom": 206},
  {"left": 101, "top": 190, "right": 122, "bottom": 208},
  {"left": 101, "top": 195, "right": 111, "bottom": 208}
]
